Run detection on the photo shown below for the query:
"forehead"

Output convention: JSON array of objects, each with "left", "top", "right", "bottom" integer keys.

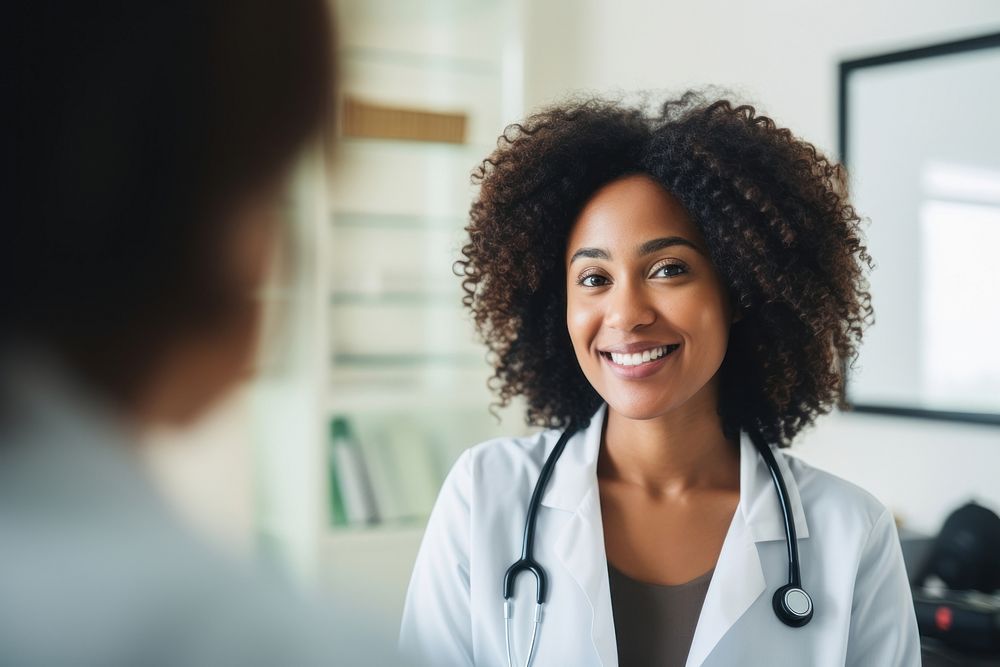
[{"left": 567, "top": 174, "right": 703, "bottom": 251}]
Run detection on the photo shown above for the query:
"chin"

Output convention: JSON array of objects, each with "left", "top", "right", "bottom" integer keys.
[{"left": 601, "top": 390, "right": 681, "bottom": 422}]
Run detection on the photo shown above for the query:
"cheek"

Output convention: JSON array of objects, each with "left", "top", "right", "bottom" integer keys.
[
  {"left": 690, "top": 290, "right": 731, "bottom": 357},
  {"left": 566, "top": 299, "right": 599, "bottom": 355}
]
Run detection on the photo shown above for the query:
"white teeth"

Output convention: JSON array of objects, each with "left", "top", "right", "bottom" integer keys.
[{"left": 608, "top": 345, "right": 674, "bottom": 366}]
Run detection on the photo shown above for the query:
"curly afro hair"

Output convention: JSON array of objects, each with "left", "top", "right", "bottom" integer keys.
[{"left": 457, "top": 91, "right": 872, "bottom": 447}]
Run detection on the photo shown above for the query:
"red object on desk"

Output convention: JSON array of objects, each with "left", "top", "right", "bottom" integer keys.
[{"left": 935, "top": 605, "right": 953, "bottom": 632}]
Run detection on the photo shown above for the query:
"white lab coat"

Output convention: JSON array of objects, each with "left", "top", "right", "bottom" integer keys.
[{"left": 400, "top": 405, "right": 920, "bottom": 666}]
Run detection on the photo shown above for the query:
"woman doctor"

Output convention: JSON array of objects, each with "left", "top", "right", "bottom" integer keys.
[{"left": 400, "top": 93, "right": 920, "bottom": 666}]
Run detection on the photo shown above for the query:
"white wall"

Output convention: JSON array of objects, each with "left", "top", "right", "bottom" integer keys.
[{"left": 522, "top": 0, "right": 1000, "bottom": 535}]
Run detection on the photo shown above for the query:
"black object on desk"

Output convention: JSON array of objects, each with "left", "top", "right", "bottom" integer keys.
[
  {"left": 916, "top": 503, "right": 1000, "bottom": 593},
  {"left": 914, "top": 589, "right": 1000, "bottom": 655},
  {"left": 911, "top": 503, "right": 1000, "bottom": 663}
]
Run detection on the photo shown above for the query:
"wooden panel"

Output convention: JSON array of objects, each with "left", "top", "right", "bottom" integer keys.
[{"left": 342, "top": 97, "right": 467, "bottom": 144}]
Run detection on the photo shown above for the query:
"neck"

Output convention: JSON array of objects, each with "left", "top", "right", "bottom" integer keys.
[{"left": 598, "top": 382, "right": 739, "bottom": 495}]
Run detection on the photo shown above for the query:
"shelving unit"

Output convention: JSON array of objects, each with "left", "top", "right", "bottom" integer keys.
[
  {"left": 299, "top": 0, "right": 530, "bottom": 618},
  {"left": 249, "top": 2, "right": 531, "bottom": 619}
]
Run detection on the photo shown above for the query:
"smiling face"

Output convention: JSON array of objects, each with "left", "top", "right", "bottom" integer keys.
[{"left": 565, "top": 174, "right": 735, "bottom": 421}]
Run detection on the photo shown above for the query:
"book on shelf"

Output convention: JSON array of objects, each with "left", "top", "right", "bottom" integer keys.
[
  {"left": 328, "top": 417, "right": 379, "bottom": 526},
  {"left": 327, "top": 414, "right": 443, "bottom": 528}
]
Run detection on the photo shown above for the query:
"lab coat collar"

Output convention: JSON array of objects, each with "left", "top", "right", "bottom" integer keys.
[
  {"left": 540, "top": 404, "right": 809, "bottom": 542},
  {"left": 541, "top": 404, "right": 811, "bottom": 667},
  {"left": 538, "top": 404, "right": 607, "bottom": 512},
  {"left": 739, "top": 431, "right": 810, "bottom": 542}
]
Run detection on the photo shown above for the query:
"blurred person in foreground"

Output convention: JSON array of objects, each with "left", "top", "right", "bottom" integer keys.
[{"left": 3, "top": 2, "right": 398, "bottom": 665}]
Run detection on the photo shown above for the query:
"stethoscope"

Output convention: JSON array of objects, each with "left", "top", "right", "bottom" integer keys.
[{"left": 502, "top": 422, "right": 814, "bottom": 667}]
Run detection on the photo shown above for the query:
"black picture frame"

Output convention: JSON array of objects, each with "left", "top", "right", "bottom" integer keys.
[{"left": 838, "top": 30, "right": 1000, "bottom": 427}]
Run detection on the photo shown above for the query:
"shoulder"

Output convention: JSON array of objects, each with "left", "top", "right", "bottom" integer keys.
[
  {"left": 782, "top": 452, "right": 890, "bottom": 538},
  {"left": 461, "top": 427, "right": 564, "bottom": 482},
  {"left": 467, "top": 428, "right": 558, "bottom": 471},
  {"left": 437, "top": 427, "right": 562, "bottom": 501}
]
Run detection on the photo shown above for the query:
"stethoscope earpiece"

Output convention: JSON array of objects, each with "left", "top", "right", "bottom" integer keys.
[{"left": 772, "top": 584, "right": 814, "bottom": 627}]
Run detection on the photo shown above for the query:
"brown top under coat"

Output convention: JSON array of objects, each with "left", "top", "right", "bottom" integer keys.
[{"left": 608, "top": 564, "right": 715, "bottom": 667}]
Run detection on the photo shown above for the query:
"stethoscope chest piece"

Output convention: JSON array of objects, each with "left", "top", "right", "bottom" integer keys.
[{"left": 773, "top": 584, "right": 814, "bottom": 627}]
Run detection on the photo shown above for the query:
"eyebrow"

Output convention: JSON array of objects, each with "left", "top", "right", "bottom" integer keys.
[{"left": 568, "top": 236, "right": 702, "bottom": 264}]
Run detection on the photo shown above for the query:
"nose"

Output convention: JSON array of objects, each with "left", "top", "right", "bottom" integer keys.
[{"left": 604, "top": 280, "right": 656, "bottom": 331}]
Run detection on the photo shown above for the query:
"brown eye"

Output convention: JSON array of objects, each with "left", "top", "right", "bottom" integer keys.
[
  {"left": 652, "top": 263, "right": 687, "bottom": 278},
  {"left": 579, "top": 274, "right": 610, "bottom": 287}
]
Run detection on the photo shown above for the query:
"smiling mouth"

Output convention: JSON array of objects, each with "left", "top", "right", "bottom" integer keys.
[{"left": 600, "top": 344, "right": 680, "bottom": 367}]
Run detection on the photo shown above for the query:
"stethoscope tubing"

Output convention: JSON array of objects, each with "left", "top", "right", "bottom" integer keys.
[{"left": 502, "top": 425, "right": 575, "bottom": 605}]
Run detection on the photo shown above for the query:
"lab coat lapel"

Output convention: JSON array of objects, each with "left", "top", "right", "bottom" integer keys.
[
  {"left": 739, "top": 434, "right": 809, "bottom": 542},
  {"left": 685, "top": 434, "right": 810, "bottom": 667},
  {"left": 544, "top": 406, "right": 619, "bottom": 666},
  {"left": 684, "top": 501, "right": 764, "bottom": 667},
  {"left": 553, "top": 487, "right": 619, "bottom": 667}
]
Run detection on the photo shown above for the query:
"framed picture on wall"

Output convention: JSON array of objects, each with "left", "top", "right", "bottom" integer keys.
[{"left": 839, "top": 31, "right": 1000, "bottom": 425}]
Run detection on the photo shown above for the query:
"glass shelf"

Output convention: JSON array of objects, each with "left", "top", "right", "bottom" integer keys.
[
  {"left": 326, "top": 389, "right": 494, "bottom": 415},
  {"left": 324, "top": 518, "right": 429, "bottom": 538},
  {"left": 340, "top": 0, "right": 506, "bottom": 25},
  {"left": 331, "top": 211, "right": 467, "bottom": 230},
  {"left": 330, "top": 291, "right": 460, "bottom": 306},
  {"left": 332, "top": 352, "right": 483, "bottom": 368}
]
